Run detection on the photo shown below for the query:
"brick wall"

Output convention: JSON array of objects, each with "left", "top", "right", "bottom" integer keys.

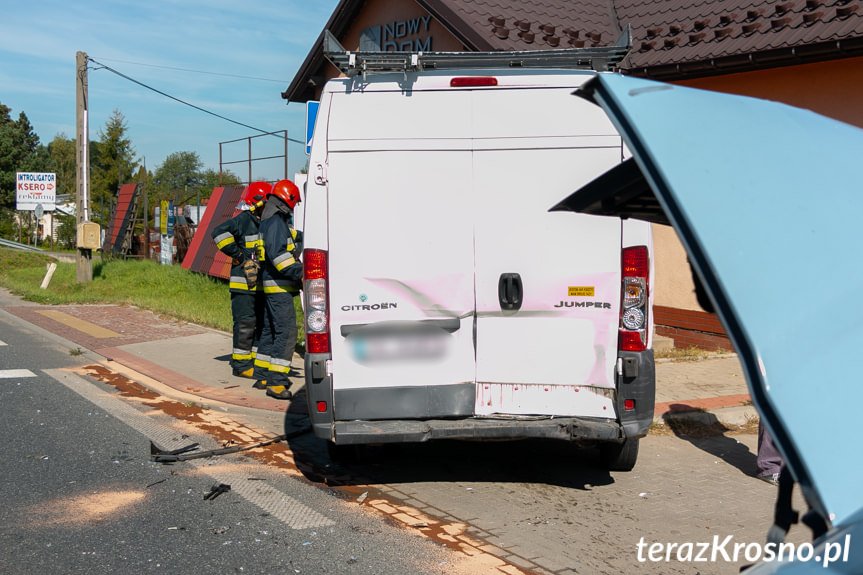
[{"left": 654, "top": 305, "right": 734, "bottom": 351}]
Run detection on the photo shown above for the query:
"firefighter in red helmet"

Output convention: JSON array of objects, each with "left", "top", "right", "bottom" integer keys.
[
  {"left": 211, "top": 181, "right": 271, "bottom": 379},
  {"left": 253, "top": 179, "right": 303, "bottom": 399}
]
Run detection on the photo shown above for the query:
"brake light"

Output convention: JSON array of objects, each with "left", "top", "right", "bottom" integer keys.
[
  {"left": 620, "top": 246, "right": 649, "bottom": 352},
  {"left": 304, "top": 249, "right": 330, "bottom": 353},
  {"left": 450, "top": 77, "right": 498, "bottom": 87},
  {"left": 304, "top": 249, "right": 328, "bottom": 280}
]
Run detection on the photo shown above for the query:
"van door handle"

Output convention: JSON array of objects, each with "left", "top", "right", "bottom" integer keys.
[{"left": 498, "top": 273, "right": 523, "bottom": 311}]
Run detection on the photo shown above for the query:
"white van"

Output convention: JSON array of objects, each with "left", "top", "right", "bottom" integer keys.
[{"left": 299, "top": 36, "right": 655, "bottom": 470}]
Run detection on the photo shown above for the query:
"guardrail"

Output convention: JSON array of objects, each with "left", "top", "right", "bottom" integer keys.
[{"left": 0, "top": 238, "right": 45, "bottom": 252}]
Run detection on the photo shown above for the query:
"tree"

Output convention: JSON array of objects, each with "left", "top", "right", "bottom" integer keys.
[
  {"left": 90, "top": 109, "right": 139, "bottom": 226},
  {"left": 0, "top": 103, "right": 47, "bottom": 240},
  {"left": 152, "top": 151, "right": 205, "bottom": 205},
  {"left": 47, "top": 134, "right": 76, "bottom": 197},
  {"left": 200, "top": 168, "right": 241, "bottom": 194},
  {"left": 55, "top": 213, "right": 77, "bottom": 249},
  {"left": 0, "top": 104, "right": 42, "bottom": 210}
]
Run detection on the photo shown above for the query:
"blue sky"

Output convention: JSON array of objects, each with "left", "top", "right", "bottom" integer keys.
[{"left": 0, "top": 0, "right": 341, "bottom": 183}]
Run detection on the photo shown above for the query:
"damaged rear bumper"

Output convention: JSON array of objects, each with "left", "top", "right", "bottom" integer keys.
[{"left": 332, "top": 415, "right": 624, "bottom": 445}]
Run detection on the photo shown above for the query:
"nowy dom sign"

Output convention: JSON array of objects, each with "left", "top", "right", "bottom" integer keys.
[{"left": 16, "top": 172, "right": 56, "bottom": 211}]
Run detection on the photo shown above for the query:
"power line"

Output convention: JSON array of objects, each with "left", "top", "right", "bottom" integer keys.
[
  {"left": 86, "top": 57, "right": 303, "bottom": 144},
  {"left": 90, "top": 56, "right": 288, "bottom": 84}
]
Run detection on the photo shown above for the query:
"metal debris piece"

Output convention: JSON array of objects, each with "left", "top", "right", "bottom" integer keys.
[
  {"left": 204, "top": 483, "right": 231, "bottom": 500},
  {"left": 150, "top": 441, "right": 200, "bottom": 458},
  {"left": 150, "top": 429, "right": 310, "bottom": 463}
]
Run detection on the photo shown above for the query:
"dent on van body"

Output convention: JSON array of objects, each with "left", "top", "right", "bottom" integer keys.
[
  {"left": 362, "top": 276, "right": 474, "bottom": 320},
  {"left": 475, "top": 381, "right": 616, "bottom": 418}
]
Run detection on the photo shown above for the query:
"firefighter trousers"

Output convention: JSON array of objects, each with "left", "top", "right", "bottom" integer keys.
[
  {"left": 230, "top": 291, "right": 263, "bottom": 373},
  {"left": 253, "top": 291, "right": 298, "bottom": 387}
]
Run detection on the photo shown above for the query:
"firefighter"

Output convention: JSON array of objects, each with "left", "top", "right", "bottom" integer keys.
[
  {"left": 253, "top": 179, "right": 303, "bottom": 400},
  {"left": 211, "top": 181, "right": 271, "bottom": 380}
]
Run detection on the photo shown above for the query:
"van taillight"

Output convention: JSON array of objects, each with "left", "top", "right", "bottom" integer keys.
[
  {"left": 304, "top": 249, "right": 330, "bottom": 354},
  {"left": 450, "top": 77, "right": 498, "bottom": 87},
  {"left": 620, "top": 245, "right": 649, "bottom": 352}
]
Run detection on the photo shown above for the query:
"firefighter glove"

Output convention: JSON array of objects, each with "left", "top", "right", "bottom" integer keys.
[{"left": 242, "top": 258, "right": 260, "bottom": 288}]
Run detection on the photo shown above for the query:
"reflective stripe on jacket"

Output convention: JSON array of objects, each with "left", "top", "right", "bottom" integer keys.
[
  {"left": 211, "top": 210, "right": 262, "bottom": 293},
  {"left": 259, "top": 214, "right": 303, "bottom": 294}
]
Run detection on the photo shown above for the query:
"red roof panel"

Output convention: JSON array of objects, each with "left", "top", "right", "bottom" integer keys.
[{"left": 181, "top": 186, "right": 245, "bottom": 280}]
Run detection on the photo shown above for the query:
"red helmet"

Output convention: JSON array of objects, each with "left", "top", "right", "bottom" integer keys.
[
  {"left": 242, "top": 181, "right": 272, "bottom": 210},
  {"left": 271, "top": 179, "right": 301, "bottom": 209}
]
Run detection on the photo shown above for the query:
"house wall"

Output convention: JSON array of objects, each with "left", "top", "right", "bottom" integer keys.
[{"left": 679, "top": 56, "right": 863, "bottom": 129}]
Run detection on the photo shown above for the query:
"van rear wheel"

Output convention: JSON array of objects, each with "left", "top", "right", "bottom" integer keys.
[{"left": 599, "top": 438, "right": 639, "bottom": 471}]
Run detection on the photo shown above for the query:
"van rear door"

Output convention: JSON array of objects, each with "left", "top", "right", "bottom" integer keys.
[
  {"left": 470, "top": 85, "right": 624, "bottom": 417},
  {"left": 324, "top": 89, "right": 477, "bottom": 421}
]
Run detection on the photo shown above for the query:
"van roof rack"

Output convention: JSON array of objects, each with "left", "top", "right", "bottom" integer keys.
[{"left": 322, "top": 27, "right": 631, "bottom": 79}]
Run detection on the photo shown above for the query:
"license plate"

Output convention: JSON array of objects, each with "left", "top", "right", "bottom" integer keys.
[{"left": 348, "top": 324, "right": 449, "bottom": 363}]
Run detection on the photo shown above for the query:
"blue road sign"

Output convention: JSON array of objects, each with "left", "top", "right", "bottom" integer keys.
[{"left": 305, "top": 101, "right": 320, "bottom": 155}]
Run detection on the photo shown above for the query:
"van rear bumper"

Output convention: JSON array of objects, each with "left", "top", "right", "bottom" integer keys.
[{"left": 331, "top": 415, "right": 624, "bottom": 445}]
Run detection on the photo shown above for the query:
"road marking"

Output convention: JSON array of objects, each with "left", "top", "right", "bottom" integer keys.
[
  {"left": 0, "top": 369, "right": 36, "bottom": 378},
  {"left": 35, "top": 310, "right": 123, "bottom": 339},
  {"left": 43, "top": 368, "right": 333, "bottom": 530}
]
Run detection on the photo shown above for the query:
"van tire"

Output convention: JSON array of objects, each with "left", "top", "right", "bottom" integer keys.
[{"left": 599, "top": 438, "right": 639, "bottom": 471}]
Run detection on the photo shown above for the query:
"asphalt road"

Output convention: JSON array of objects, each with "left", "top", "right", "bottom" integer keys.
[{"left": 0, "top": 314, "right": 466, "bottom": 575}]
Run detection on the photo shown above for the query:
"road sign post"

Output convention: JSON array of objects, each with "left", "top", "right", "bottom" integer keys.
[{"left": 34, "top": 204, "right": 43, "bottom": 247}]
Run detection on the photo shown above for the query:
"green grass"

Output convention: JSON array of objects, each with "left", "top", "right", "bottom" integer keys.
[{"left": 0, "top": 247, "right": 304, "bottom": 343}]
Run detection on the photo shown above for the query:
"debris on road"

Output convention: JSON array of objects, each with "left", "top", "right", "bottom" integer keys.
[{"left": 204, "top": 483, "right": 231, "bottom": 500}]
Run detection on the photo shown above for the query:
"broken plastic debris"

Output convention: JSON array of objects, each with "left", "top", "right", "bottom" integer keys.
[
  {"left": 356, "top": 491, "right": 368, "bottom": 504},
  {"left": 639, "top": 492, "right": 648, "bottom": 498}
]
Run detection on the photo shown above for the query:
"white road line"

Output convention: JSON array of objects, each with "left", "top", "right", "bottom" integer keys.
[
  {"left": 43, "top": 368, "right": 333, "bottom": 530},
  {"left": 0, "top": 369, "right": 36, "bottom": 378}
]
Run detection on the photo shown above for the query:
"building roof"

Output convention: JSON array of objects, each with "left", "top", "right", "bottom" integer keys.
[{"left": 284, "top": 0, "right": 863, "bottom": 102}]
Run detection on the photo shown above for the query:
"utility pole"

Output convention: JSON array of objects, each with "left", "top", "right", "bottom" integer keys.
[
  {"left": 75, "top": 51, "right": 93, "bottom": 282},
  {"left": 143, "top": 157, "right": 149, "bottom": 259}
]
